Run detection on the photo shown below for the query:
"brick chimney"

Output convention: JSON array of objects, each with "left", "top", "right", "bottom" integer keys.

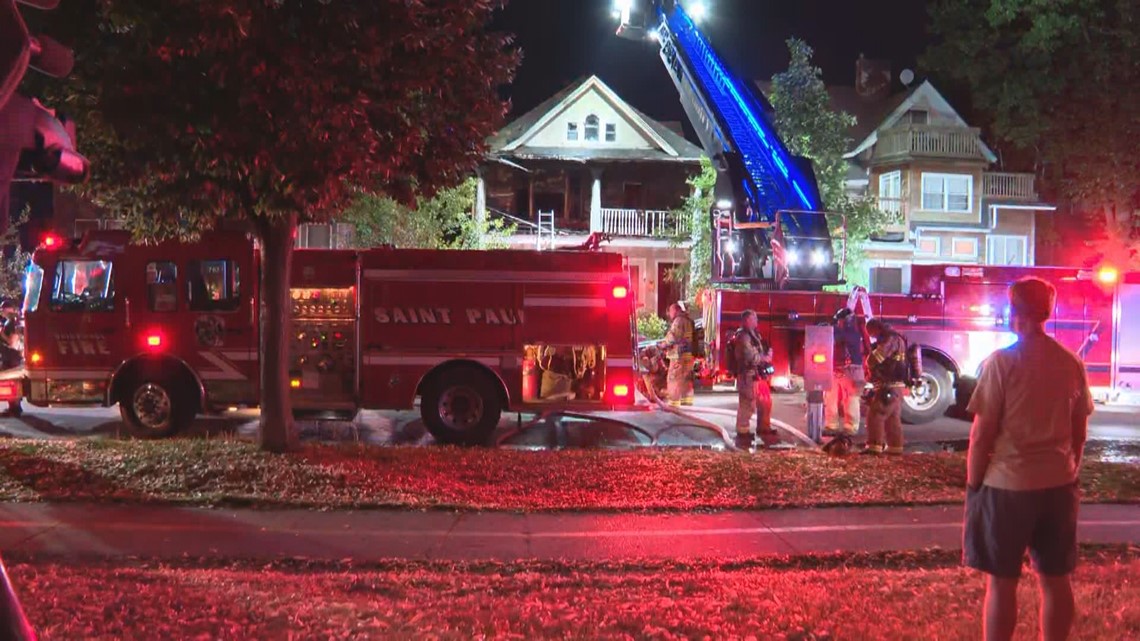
[{"left": 855, "top": 54, "right": 892, "bottom": 101}]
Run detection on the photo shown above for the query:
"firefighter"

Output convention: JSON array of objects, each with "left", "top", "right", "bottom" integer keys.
[
  {"left": 824, "top": 308, "right": 864, "bottom": 436},
  {"left": 658, "top": 301, "right": 695, "bottom": 406},
  {"left": 0, "top": 300, "right": 22, "bottom": 417},
  {"left": 863, "top": 318, "right": 908, "bottom": 455},
  {"left": 637, "top": 344, "right": 668, "bottom": 404},
  {"left": 734, "top": 309, "right": 775, "bottom": 448}
]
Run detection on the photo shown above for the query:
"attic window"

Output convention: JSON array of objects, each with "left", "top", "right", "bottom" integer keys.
[
  {"left": 566, "top": 122, "right": 579, "bottom": 141},
  {"left": 904, "top": 110, "right": 929, "bottom": 125},
  {"left": 605, "top": 123, "right": 616, "bottom": 142},
  {"left": 584, "top": 115, "right": 600, "bottom": 141}
]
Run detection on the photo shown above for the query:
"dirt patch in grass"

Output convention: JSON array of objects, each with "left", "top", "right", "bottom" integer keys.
[
  {"left": 0, "top": 439, "right": 1135, "bottom": 511},
  {"left": 8, "top": 547, "right": 1140, "bottom": 640}
]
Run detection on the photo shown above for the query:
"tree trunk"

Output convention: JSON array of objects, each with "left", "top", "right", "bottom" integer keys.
[{"left": 257, "top": 213, "right": 299, "bottom": 453}]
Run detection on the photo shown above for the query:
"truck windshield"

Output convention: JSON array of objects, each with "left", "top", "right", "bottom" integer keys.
[
  {"left": 23, "top": 263, "right": 43, "bottom": 313},
  {"left": 50, "top": 260, "right": 115, "bottom": 312}
]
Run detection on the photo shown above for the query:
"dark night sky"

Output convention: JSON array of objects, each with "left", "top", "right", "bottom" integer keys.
[{"left": 492, "top": 0, "right": 932, "bottom": 123}]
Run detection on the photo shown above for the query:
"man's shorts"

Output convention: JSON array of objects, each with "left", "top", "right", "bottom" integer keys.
[{"left": 964, "top": 481, "right": 1079, "bottom": 578}]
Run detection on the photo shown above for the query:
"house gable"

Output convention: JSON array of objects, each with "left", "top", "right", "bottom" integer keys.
[
  {"left": 846, "top": 81, "right": 997, "bottom": 162},
  {"left": 501, "top": 76, "right": 678, "bottom": 156}
]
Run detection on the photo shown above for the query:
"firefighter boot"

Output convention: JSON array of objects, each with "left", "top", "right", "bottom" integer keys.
[{"left": 734, "top": 431, "right": 755, "bottom": 451}]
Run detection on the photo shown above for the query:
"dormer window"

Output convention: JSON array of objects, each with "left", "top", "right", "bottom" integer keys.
[
  {"left": 584, "top": 115, "right": 600, "bottom": 141},
  {"left": 566, "top": 122, "right": 579, "bottom": 141}
]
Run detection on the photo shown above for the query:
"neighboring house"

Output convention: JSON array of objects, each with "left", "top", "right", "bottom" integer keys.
[
  {"left": 475, "top": 75, "right": 706, "bottom": 317},
  {"left": 761, "top": 58, "right": 1055, "bottom": 293}
]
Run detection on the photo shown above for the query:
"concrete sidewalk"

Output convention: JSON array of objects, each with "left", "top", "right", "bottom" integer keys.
[{"left": 1, "top": 502, "right": 1136, "bottom": 562}]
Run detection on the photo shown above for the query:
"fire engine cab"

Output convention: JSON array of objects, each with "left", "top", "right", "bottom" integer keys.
[
  {"left": 20, "top": 230, "right": 637, "bottom": 444},
  {"left": 706, "top": 263, "right": 1140, "bottom": 424}
]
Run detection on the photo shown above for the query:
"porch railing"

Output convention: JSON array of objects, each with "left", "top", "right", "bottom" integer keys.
[
  {"left": 983, "top": 172, "right": 1037, "bottom": 201},
  {"left": 601, "top": 208, "right": 683, "bottom": 237}
]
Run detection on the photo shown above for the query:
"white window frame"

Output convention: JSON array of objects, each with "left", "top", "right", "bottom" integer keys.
[
  {"left": 920, "top": 172, "right": 973, "bottom": 213},
  {"left": 915, "top": 234, "right": 941, "bottom": 257},
  {"left": 878, "top": 170, "right": 902, "bottom": 213},
  {"left": 986, "top": 235, "right": 1029, "bottom": 266},
  {"left": 566, "top": 122, "right": 579, "bottom": 141},
  {"left": 584, "top": 115, "right": 600, "bottom": 142},
  {"left": 950, "top": 236, "right": 979, "bottom": 260},
  {"left": 605, "top": 123, "right": 617, "bottom": 142}
]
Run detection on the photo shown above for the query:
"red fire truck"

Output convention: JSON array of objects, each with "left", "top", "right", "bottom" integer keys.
[
  {"left": 703, "top": 263, "right": 1140, "bottom": 424},
  {"left": 18, "top": 230, "right": 637, "bottom": 444}
]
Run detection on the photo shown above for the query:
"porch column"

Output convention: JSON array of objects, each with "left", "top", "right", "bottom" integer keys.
[
  {"left": 472, "top": 170, "right": 487, "bottom": 249},
  {"left": 589, "top": 167, "right": 603, "bottom": 233}
]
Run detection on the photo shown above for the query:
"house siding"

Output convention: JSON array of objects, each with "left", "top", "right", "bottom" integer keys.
[{"left": 524, "top": 90, "right": 654, "bottom": 150}]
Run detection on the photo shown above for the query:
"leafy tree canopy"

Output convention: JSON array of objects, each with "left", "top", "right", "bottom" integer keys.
[{"left": 924, "top": 0, "right": 1140, "bottom": 265}]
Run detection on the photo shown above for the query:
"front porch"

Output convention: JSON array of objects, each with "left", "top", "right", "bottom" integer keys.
[{"left": 476, "top": 160, "right": 696, "bottom": 240}]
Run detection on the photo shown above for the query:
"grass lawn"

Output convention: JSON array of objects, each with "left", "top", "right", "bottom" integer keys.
[
  {"left": 0, "top": 439, "right": 1136, "bottom": 511},
  {"left": 8, "top": 548, "right": 1140, "bottom": 640}
]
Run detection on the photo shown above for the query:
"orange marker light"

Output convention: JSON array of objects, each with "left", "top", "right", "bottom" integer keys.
[
  {"left": 811, "top": 353, "right": 827, "bottom": 364},
  {"left": 612, "top": 285, "right": 629, "bottom": 299},
  {"left": 612, "top": 384, "right": 630, "bottom": 397},
  {"left": 29, "top": 352, "right": 42, "bottom": 365},
  {"left": 1097, "top": 267, "right": 1119, "bottom": 285},
  {"left": 290, "top": 379, "right": 302, "bottom": 389}
]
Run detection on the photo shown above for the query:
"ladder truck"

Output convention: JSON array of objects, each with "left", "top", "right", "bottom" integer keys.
[{"left": 615, "top": 0, "right": 843, "bottom": 290}]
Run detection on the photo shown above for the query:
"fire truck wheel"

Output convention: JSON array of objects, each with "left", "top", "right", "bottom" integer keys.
[
  {"left": 119, "top": 380, "right": 195, "bottom": 438},
  {"left": 901, "top": 360, "right": 953, "bottom": 425},
  {"left": 420, "top": 367, "right": 503, "bottom": 446}
]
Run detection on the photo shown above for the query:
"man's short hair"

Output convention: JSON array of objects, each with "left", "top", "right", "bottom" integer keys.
[
  {"left": 1009, "top": 277, "right": 1055, "bottom": 323},
  {"left": 741, "top": 309, "right": 756, "bottom": 321},
  {"left": 866, "top": 318, "right": 885, "bottom": 333}
]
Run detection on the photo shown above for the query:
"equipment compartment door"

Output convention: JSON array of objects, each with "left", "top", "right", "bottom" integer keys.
[{"left": 1113, "top": 282, "right": 1140, "bottom": 394}]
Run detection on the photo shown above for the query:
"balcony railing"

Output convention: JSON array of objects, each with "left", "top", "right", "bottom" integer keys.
[
  {"left": 601, "top": 208, "right": 684, "bottom": 237},
  {"left": 983, "top": 172, "right": 1037, "bottom": 201},
  {"left": 875, "top": 125, "right": 987, "bottom": 162}
]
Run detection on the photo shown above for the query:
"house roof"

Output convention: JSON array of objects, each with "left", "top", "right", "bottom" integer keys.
[
  {"left": 755, "top": 79, "right": 997, "bottom": 163},
  {"left": 487, "top": 75, "right": 704, "bottom": 165}
]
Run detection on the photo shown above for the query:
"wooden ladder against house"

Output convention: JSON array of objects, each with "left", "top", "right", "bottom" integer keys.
[{"left": 536, "top": 210, "right": 556, "bottom": 251}]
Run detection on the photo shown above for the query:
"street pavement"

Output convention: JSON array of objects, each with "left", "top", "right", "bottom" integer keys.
[
  {"left": 0, "top": 502, "right": 1136, "bottom": 562},
  {"left": 1, "top": 392, "right": 1138, "bottom": 453}
]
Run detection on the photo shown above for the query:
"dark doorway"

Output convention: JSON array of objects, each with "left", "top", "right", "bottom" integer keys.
[{"left": 623, "top": 183, "right": 644, "bottom": 210}]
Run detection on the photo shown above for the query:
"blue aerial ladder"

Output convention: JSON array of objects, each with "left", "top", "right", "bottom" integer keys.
[{"left": 615, "top": 0, "right": 843, "bottom": 289}]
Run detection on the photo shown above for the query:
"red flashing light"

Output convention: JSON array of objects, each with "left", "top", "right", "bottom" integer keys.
[
  {"left": 612, "top": 284, "right": 629, "bottom": 300},
  {"left": 41, "top": 234, "right": 62, "bottom": 250},
  {"left": 1097, "top": 267, "right": 1119, "bottom": 285},
  {"left": 811, "top": 353, "right": 827, "bottom": 365},
  {"left": 0, "top": 381, "right": 18, "bottom": 401},
  {"left": 145, "top": 333, "right": 164, "bottom": 349},
  {"left": 29, "top": 352, "right": 42, "bottom": 365},
  {"left": 612, "top": 383, "right": 631, "bottom": 398}
]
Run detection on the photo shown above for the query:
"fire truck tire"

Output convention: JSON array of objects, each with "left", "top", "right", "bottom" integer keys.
[
  {"left": 420, "top": 366, "right": 503, "bottom": 446},
  {"left": 119, "top": 379, "right": 196, "bottom": 439},
  {"left": 901, "top": 359, "right": 953, "bottom": 425}
]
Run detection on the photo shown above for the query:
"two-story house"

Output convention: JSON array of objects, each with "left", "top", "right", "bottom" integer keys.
[
  {"left": 475, "top": 75, "right": 705, "bottom": 317},
  {"left": 831, "top": 60, "right": 1054, "bottom": 292}
]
